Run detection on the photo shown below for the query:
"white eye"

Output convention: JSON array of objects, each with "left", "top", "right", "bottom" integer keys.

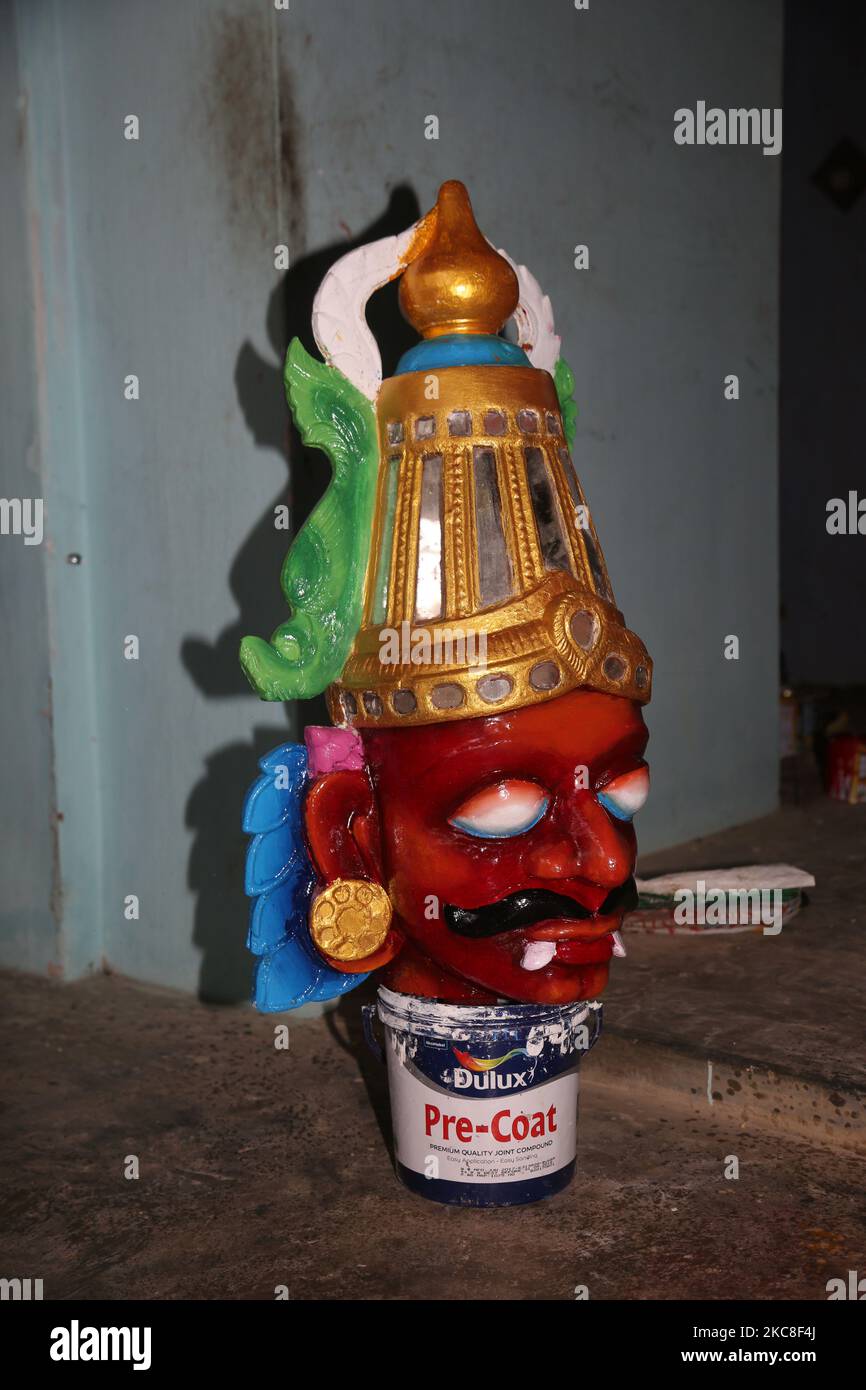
[
  {"left": 450, "top": 779, "right": 549, "bottom": 839},
  {"left": 598, "top": 766, "right": 650, "bottom": 822}
]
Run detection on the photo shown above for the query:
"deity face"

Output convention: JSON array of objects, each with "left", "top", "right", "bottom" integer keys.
[{"left": 306, "top": 687, "right": 648, "bottom": 1005}]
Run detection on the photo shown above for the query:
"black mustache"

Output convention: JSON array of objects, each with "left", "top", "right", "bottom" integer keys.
[{"left": 444, "top": 878, "right": 638, "bottom": 939}]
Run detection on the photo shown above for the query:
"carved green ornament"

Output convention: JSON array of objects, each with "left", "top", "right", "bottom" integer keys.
[
  {"left": 239, "top": 340, "right": 379, "bottom": 701},
  {"left": 554, "top": 356, "right": 578, "bottom": 453}
]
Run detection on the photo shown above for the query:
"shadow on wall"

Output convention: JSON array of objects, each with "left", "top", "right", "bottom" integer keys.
[{"left": 183, "top": 184, "right": 422, "bottom": 1004}]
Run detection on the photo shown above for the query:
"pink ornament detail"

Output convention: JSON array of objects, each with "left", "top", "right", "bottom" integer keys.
[{"left": 305, "top": 725, "right": 365, "bottom": 777}]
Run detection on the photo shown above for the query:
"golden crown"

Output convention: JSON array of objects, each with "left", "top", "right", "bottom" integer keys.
[
  {"left": 240, "top": 181, "right": 652, "bottom": 725},
  {"left": 325, "top": 182, "right": 652, "bottom": 728}
]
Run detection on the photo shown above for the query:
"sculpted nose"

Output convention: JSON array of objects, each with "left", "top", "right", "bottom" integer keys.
[
  {"left": 526, "top": 836, "right": 582, "bottom": 880},
  {"left": 525, "top": 792, "right": 633, "bottom": 890}
]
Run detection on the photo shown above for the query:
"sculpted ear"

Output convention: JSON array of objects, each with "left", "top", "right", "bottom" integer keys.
[
  {"left": 303, "top": 769, "right": 400, "bottom": 974},
  {"left": 304, "top": 770, "right": 384, "bottom": 883}
]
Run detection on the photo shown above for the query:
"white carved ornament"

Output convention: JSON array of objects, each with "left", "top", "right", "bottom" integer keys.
[{"left": 312, "top": 219, "right": 561, "bottom": 401}]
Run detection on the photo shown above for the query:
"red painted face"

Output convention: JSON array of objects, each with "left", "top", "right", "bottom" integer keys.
[{"left": 305, "top": 688, "right": 649, "bottom": 1005}]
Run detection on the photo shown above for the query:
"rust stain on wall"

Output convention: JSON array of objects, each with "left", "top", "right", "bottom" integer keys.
[
  {"left": 45, "top": 674, "right": 64, "bottom": 975},
  {"left": 201, "top": 9, "right": 306, "bottom": 251},
  {"left": 277, "top": 59, "right": 305, "bottom": 251}
]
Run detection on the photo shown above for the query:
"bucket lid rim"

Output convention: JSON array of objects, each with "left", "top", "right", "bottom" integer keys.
[{"left": 376, "top": 985, "right": 602, "bottom": 1037}]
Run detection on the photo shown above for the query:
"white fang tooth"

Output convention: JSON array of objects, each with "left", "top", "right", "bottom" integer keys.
[
  {"left": 611, "top": 930, "right": 627, "bottom": 958},
  {"left": 521, "top": 941, "right": 557, "bottom": 971}
]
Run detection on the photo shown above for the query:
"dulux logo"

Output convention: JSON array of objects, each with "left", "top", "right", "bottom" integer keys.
[
  {"left": 453, "top": 1067, "right": 529, "bottom": 1091},
  {"left": 452, "top": 1046, "right": 531, "bottom": 1091}
]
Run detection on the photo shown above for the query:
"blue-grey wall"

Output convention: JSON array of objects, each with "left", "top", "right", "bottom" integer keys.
[
  {"left": 0, "top": 1, "right": 60, "bottom": 975},
  {"left": 1, "top": 0, "right": 783, "bottom": 996}
]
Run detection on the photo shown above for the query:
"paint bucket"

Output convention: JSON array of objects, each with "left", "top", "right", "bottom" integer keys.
[{"left": 364, "top": 986, "right": 602, "bottom": 1207}]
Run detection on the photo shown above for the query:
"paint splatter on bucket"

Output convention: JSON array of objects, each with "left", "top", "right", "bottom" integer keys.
[{"left": 367, "top": 986, "right": 602, "bottom": 1207}]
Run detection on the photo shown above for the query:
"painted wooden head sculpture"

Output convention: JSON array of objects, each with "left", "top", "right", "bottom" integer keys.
[{"left": 241, "top": 181, "right": 652, "bottom": 1010}]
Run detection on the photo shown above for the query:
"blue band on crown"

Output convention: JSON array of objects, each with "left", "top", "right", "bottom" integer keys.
[{"left": 395, "top": 333, "right": 529, "bottom": 375}]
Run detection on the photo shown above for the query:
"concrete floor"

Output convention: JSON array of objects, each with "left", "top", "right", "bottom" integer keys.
[{"left": 1, "top": 800, "right": 864, "bottom": 1300}]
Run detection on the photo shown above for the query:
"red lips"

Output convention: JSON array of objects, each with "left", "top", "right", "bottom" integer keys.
[
  {"left": 523, "top": 914, "right": 615, "bottom": 943},
  {"left": 553, "top": 932, "right": 615, "bottom": 966}
]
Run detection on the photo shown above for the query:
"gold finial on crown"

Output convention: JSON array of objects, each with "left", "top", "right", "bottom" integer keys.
[{"left": 399, "top": 181, "right": 519, "bottom": 339}]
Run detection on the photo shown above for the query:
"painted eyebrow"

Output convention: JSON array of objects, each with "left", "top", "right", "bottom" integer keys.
[
  {"left": 430, "top": 725, "right": 648, "bottom": 779},
  {"left": 593, "top": 731, "right": 649, "bottom": 768}
]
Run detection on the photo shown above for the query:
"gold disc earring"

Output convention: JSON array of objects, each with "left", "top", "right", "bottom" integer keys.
[{"left": 310, "top": 879, "right": 393, "bottom": 962}]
